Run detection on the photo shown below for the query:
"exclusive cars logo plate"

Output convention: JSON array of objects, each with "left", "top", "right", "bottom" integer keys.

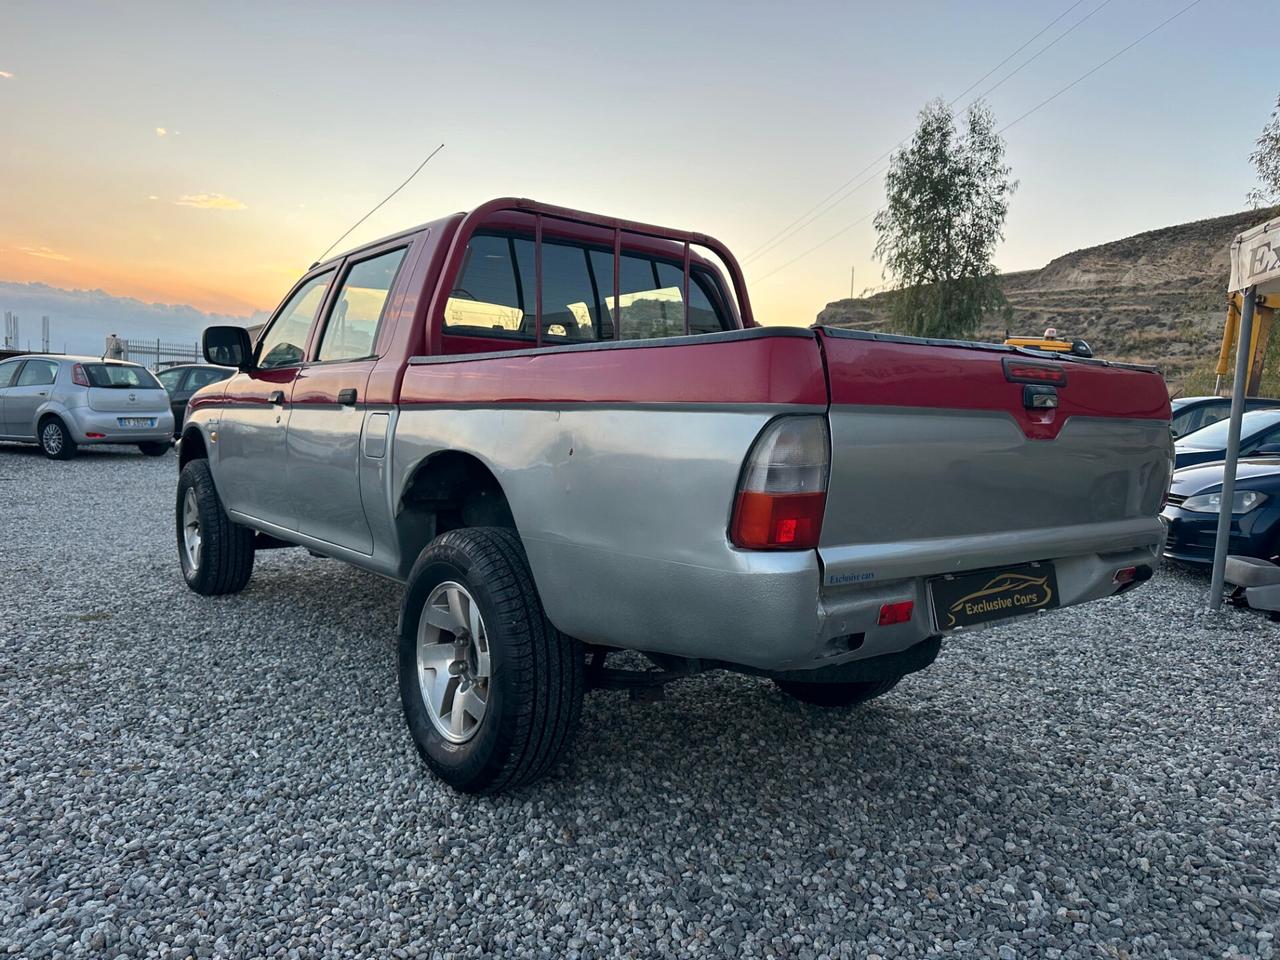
[{"left": 930, "top": 563, "right": 1059, "bottom": 629}]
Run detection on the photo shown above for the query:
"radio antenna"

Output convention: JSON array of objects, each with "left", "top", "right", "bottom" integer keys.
[{"left": 312, "top": 142, "right": 445, "bottom": 266}]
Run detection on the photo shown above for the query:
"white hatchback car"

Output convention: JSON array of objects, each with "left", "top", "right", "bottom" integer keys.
[{"left": 0, "top": 355, "right": 175, "bottom": 459}]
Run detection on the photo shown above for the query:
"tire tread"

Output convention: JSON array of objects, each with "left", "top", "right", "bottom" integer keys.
[
  {"left": 404, "top": 527, "right": 583, "bottom": 793},
  {"left": 177, "top": 459, "right": 254, "bottom": 595}
]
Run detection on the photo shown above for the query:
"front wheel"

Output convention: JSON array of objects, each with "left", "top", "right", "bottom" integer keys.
[
  {"left": 398, "top": 527, "right": 584, "bottom": 794},
  {"left": 176, "top": 459, "right": 255, "bottom": 595},
  {"left": 773, "top": 676, "right": 901, "bottom": 707},
  {"left": 39, "top": 417, "right": 76, "bottom": 460}
]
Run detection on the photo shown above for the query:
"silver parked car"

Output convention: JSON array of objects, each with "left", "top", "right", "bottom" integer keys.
[{"left": 0, "top": 354, "right": 175, "bottom": 459}]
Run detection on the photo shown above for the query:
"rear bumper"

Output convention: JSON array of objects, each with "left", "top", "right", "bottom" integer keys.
[
  {"left": 65, "top": 407, "right": 175, "bottom": 443},
  {"left": 526, "top": 527, "right": 1163, "bottom": 674},
  {"left": 802, "top": 542, "right": 1160, "bottom": 672}
]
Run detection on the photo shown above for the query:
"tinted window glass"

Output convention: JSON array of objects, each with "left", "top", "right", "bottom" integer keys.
[
  {"left": 1183, "top": 410, "right": 1280, "bottom": 447},
  {"left": 83, "top": 364, "right": 162, "bottom": 389},
  {"left": 444, "top": 235, "right": 526, "bottom": 335},
  {"left": 1196, "top": 407, "right": 1229, "bottom": 432},
  {"left": 654, "top": 262, "right": 726, "bottom": 335},
  {"left": 0, "top": 360, "right": 21, "bottom": 388},
  {"left": 587, "top": 250, "right": 618, "bottom": 338},
  {"left": 157, "top": 368, "right": 185, "bottom": 391},
  {"left": 444, "top": 233, "right": 732, "bottom": 345},
  {"left": 15, "top": 359, "right": 57, "bottom": 387},
  {"left": 186, "top": 367, "right": 232, "bottom": 390},
  {"left": 317, "top": 248, "right": 407, "bottom": 362},
  {"left": 258, "top": 272, "right": 333, "bottom": 369},
  {"left": 540, "top": 241, "right": 603, "bottom": 342},
  {"left": 611, "top": 255, "right": 681, "bottom": 340}
]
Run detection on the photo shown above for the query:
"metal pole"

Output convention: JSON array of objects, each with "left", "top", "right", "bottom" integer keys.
[{"left": 1209, "top": 285, "right": 1257, "bottom": 609}]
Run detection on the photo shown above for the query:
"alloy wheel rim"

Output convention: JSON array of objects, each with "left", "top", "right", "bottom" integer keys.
[
  {"left": 182, "top": 488, "right": 202, "bottom": 571},
  {"left": 42, "top": 423, "right": 62, "bottom": 454},
  {"left": 416, "top": 580, "right": 491, "bottom": 744}
]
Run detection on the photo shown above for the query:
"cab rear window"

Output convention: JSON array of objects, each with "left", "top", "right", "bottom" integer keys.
[
  {"left": 83, "top": 364, "right": 161, "bottom": 389},
  {"left": 443, "top": 232, "right": 733, "bottom": 345}
]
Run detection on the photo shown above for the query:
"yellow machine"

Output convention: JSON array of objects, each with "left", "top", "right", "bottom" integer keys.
[
  {"left": 1003, "top": 330, "right": 1093, "bottom": 358},
  {"left": 1216, "top": 292, "right": 1278, "bottom": 395}
]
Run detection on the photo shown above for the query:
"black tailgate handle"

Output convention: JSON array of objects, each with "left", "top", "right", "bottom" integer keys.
[{"left": 338, "top": 388, "right": 357, "bottom": 406}]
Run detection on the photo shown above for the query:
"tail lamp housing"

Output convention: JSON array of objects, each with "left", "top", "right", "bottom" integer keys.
[{"left": 730, "top": 416, "right": 830, "bottom": 550}]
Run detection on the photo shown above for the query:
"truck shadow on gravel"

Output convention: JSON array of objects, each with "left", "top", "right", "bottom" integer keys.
[
  {"left": 245, "top": 554, "right": 1035, "bottom": 826},
  {"left": 569, "top": 681, "right": 1018, "bottom": 823}
]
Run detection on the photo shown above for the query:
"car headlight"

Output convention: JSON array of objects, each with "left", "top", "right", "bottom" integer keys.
[{"left": 1180, "top": 490, "right": 1268, "bottom": 514}]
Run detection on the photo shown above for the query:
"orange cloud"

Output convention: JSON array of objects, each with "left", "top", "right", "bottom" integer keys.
[
  {"left": 0, "top": 71, "right": 13, "bottom": 79},
  {"left": 175, "top": 193, "right": 247, "bottom": 211},
  {"left": 18, "top": 245, "right": 71, "bottom": 262},
  {"left": 155, "top": 127, "right": 167, "bottom": 136}
]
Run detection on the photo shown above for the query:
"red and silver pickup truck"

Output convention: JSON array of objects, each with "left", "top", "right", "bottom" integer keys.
[{"left": 177, "top": 198, "right": 1172, "bottom": 793}]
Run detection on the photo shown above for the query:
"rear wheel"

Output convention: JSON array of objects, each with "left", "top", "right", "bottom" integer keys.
[
  {"left": 773, "top": 676, "right": 901, "bottom": 707},
  {"left": 398, "top": 527, "right": 584, "bottom": 794},
  {"left": 176, "top": 458, "right": 254, "bottom": 595},
  {"left": 39, "top": 416, "right": 76, "bottom": 460},
  {"left": 138, "top": 441, "right": 170, "bottom": 457}
]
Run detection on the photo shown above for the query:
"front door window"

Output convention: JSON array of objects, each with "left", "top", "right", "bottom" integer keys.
[{"left": 257, "top": 272, "right": 333, "bottom": 369}]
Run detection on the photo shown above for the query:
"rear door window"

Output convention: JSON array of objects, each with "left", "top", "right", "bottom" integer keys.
[
  {"left": 316, "top": 248, "right": 408, "bottom": 362},
  {"left": 157, "top": 368, "right": 185, "bottom": 392},
  {"left": 15, "top": 359, "right": 57, "bottom": 386},
  {"left": 186, "top": 367, "right": 232, "bottom": 390},
  {"left": 258, "top": 272, "right": 333, "bottom": 369}
]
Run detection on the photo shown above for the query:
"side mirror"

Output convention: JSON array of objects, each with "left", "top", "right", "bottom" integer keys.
[{"left": 203, "top": 325, "right": 254, "bottom": 371}]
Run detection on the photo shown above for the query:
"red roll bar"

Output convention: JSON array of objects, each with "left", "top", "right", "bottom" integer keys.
[{"left": 425, "top": 197, "right": 756, "bottom": 357}]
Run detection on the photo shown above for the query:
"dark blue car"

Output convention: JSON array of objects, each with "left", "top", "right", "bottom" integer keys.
[
  {"left": 1170, "top": 395, "right": 1280, "bottom": 438},
  {"left": 1173, "top": 409, "right": 1280, "bottom": 468},
  {"left": 1162, "top": 457, "right": 1280, "bottom": 563}
]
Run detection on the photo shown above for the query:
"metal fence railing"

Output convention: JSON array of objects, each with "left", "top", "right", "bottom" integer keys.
[{"left": 109, "top": 337, "right": 200, "bottom": 371}]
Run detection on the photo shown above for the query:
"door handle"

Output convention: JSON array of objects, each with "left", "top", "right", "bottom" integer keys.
[
  {"left": 268, "top": 390, "right": 285, "bottom": 405},
  {"left": 337, "top": 388, "right": 357, "bottom": 406}
]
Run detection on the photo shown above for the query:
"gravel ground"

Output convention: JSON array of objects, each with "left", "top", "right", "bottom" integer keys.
[{"left": 1, "top": 443, "right": 1278, "bottom": 960}]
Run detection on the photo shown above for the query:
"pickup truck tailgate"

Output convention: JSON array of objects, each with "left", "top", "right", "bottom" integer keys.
[{"left": 815, "top": 327, "right": 1172, "bottom": 587}]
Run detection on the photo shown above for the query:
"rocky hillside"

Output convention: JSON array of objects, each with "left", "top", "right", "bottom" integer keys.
[{"left": 816, "top": 205, "right": 1280, "bottom": 394}]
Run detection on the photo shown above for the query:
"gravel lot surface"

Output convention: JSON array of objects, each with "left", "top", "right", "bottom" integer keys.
[{"left": 1, "top": 443, "right": 1278, "bottom": 959}]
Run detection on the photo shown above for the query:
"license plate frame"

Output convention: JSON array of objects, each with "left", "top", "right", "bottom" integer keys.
[
  {"left": 118, "top": 417, "right": 155, "bottom": 429},
  {"left": 930, "top": 561, "right": 1059, "bottom": 630}
]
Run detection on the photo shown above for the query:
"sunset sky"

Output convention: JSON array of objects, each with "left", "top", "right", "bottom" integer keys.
[{"left": 1, "top": 0, "right": 1276, "bottom": 328}]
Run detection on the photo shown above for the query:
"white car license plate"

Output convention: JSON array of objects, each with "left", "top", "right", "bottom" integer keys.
[{"left": 118, "top": 417, "right": 155, "bottom": 428}]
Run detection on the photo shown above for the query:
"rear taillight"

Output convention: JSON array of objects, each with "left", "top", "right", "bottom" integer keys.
[
  {"left": 72, "top": 363, "right": 89, "bottom": 387},
  {"left": 730, "top": 416, "right": 829, "bottom": 550}
]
